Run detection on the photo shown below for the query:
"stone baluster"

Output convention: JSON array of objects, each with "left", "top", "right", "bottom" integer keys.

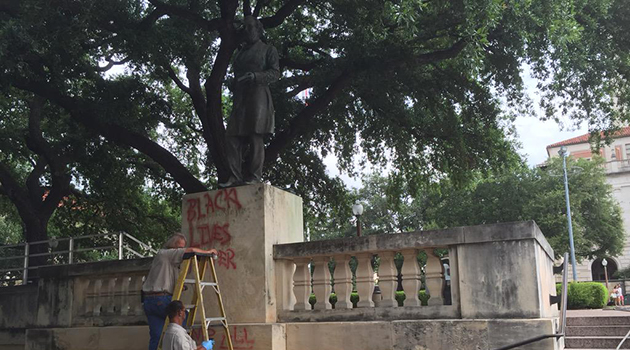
[
  {"left": 447, "top": 247, "right": 459, "bottom": 308},
  {"left": 293, "top": 258, "right": 312, "bottom": 310},
  {"left": 334, "top": 255, "right": 353, "bottom": 309},
  {"left": 92, "top": 279, "right": 103, "bottom": 316},
  {"left": 104, "top": 277, "right": 117, "bottom": 315},
  {"left": 120, "top": 276, "right": 131, "bottom": 316},
  {"left": 129, "top": 275, "right": 144, "bottom": 315},
  {"left": 355, "top": 253, "right": 375, "bottom": 308},
  {"left": 312, "top": 256, "right": 332, "bottom": 310},
  {"left": 276, "top": 259, "right": 296, "bottom": 311},
  {"left": 401, "top": 249, "right": 421, "bottom": 306},
  {"left": 377, "top": 252, "right": 398, "bottom": 308},
  {"left": 82, "top": 279, "right": 93, "bottom": 316},
  {"left": 425, "top": 249, "right": 444, "bottom": 306}
]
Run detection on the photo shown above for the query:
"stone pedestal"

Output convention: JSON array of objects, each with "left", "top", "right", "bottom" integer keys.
[
  {"left": 181, "top": 184, "right": 303, "bottom": 324},
  {"left": 455, "top": 222, "right": 558, "bottom": 319}
]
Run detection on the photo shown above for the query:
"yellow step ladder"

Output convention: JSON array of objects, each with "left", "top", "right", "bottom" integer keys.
[{"left": 158, "top": 253, "right": 234, "bottom": 350}]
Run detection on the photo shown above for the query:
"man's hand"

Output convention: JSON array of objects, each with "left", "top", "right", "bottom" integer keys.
[{"left": 202, "top": 339, "right": 214, "bottom": 350}]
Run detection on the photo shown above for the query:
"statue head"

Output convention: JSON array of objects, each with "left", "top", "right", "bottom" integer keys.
[{"left": 243, "top": 16, "right": 263, "bottom": 44}]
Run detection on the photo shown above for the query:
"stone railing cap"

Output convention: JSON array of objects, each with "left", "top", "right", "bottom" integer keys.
[
  {"left": 35, "top": 257, "right": 152, "bottom": 279},
  {"left": 274, "top": 221, "right": 554, "bottom": 260}
]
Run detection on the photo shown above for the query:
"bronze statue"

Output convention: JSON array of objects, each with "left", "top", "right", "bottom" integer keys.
[{"left": 220, "top": 16, "right": 280, "bottom": 188}]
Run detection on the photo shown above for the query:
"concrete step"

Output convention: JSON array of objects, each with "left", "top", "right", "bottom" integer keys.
[
  {"left": 565, "top": 336, "right": 630, "bottom": 349},
  {"left": 566, "top": 325, "right": 630, "bottom": 336},
  {"left": 567, "top": 316, "right": 630, "bottom": 326}
]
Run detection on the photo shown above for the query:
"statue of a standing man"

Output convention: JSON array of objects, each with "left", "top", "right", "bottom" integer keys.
[{"left": 220, "top": 16, "right": 280, "bottom": 188}]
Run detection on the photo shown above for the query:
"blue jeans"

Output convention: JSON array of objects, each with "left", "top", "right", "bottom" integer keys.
[{"left": 143, "top": 295, "right": 172, "bottom": 350}]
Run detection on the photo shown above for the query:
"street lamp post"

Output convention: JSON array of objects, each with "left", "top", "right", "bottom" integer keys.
[
  {"left": 559, "top": 146, "right": 578, "bottom": 282},
  {"left": 602, "top": 258, "right": 609, "bottom": 290},
  {"left": 352, "top": 202, "right": 364, "bottom": 237}
]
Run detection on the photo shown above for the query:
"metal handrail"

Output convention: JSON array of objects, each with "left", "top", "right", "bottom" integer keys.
[
  {"left": 616, "top": 329, "right": 630, "bottom": 350},
  {"left": 493, "top": 252, "right": 569, "bottom": 350},
  {"left": 0, "top": 232, "right": 157, "bottom": 285}
]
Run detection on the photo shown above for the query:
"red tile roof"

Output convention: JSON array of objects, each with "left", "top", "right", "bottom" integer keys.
[{"left": 546, "top": 126, "right": 630, "bottom": 149}]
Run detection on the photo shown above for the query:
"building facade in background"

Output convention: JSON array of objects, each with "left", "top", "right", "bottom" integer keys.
[{"left": 547, "top": 127, "right": 630, "bottom": 281}]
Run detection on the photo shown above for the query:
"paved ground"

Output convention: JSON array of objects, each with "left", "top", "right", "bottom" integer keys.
[{"left": 568, "top": 308, "right": 630, "bottom": 317}]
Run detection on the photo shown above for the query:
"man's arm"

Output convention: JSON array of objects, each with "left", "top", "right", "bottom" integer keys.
[{"left": 185, "top": 247, "right": 218, "bottom": 255}]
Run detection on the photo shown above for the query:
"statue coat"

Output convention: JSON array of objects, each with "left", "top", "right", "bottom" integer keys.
[{"left": 226, "top": 40, "right": 280, "bottom": 136}]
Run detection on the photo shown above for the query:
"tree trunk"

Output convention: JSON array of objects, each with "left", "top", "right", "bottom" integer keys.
[{"left": 23, "top": 217, "right": 50, "bottom": 273}]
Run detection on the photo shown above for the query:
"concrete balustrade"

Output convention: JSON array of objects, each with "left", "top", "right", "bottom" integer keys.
[
  {"left": 273, "top": 220, "right": 557, "bottom": 325},
  {"left": 0, "top": 258, "right": 151, "bottom": 331},
  {"left": 274, "top": 246, "right": 454, "bottom": 322},
  {"left": 75, "top": 273, "right": 146, "bottom": 326}
]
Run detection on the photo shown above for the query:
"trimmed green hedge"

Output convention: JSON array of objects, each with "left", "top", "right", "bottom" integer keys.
[
  {"left": 556, "top": 282, "right": 608, "bottom": 309},
  {"left": 309, "top": 290, "right": 430, "bottom": 308}
]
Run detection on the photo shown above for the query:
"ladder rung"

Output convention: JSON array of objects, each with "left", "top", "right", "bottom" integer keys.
[
  {"left": 189, "top": 320, "right": 226, "bottom": 329},
  {"left": 205, "top": 317, "right": 226, "bottom": 324},
  {"left": 184, "top": 304, "right": 196, "bottom": 310},
  {"left": 183, "top": 279, "right": 217, "bottom": 287}
]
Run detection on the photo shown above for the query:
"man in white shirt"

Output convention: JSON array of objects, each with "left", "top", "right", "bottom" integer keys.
[
  {"left": 163, "top": 300, "right": 213, "bottom": 350},
  {"left": 142, "top": 233, "right": 217, "bottom": 350}
]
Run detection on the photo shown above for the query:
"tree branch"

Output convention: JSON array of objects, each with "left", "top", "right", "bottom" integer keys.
[
  {"left": 219, "top": 0, "right": 238, "bottom": 20},
  {"left": 166, "top": 65, "right": 192, "bottom": 95},
  {"left": 411, "top": 38, "right": 468, "bottom": 66},
  {"left": 147, "top": 0, "right": 222, "bottom": 32},
  {"left": 253, "top": 0, "right": 269, "bottom": 17},
  {"left": 243, "top": 0, "right": 252, "bottom": 16},
  {"left": 69, "top": 110, "right": 209, "bottom": 194},
  {"left": 260, "top": 0, "right": 305, "bottom": 28},
  {"left": 26, "top": 97, "right": 69, "bottom": 183},
  {"left": 96, "top": 56, "right": 131, "bottom": 72},
  {"left": 265, "top": 69, "right": 354, "bottom": 162},
  {"left": 25, "top": 157, "right": 47, "bottom": 205},
  {"left": 0, "top": 161, "right": 33, "bottom": 218},
  {"left": 12, "top": 78, "right": 208, "bottom": 194},
  {"left": 281, "top": 75, "right": 314, "bottom": 97},
  {"left": 279, "top": 57, "right": 322, "bottom": 72},
  {"left": 266, "top": 39, "right": 469, "bottom": 163},
  {"left": 202, "top": 32, "right": 239, "bottom": 180},
  {"left": 138, "top": 7, "right": 168, "bottom": 30},
  {"left": 24, "top": 96, "right": 72, "bottom": 217}
]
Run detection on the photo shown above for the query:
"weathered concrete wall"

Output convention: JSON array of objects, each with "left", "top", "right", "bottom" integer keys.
[
  {"left": 0, "top": 258, "right": 151, "bottom": 332},
  {"left": 457, "top": 222, "right": 556, "bottom": 319},
  {"left": 23, "top": 319, "right": 560, "bottom": 350},
  {"left": 0, "top": 284, "right": 38, "bottom": 329},
  {"left": 181, "top": 184, "right": 303, "bottom": 324},
  {"left": 0, "top": 330, "right": 25, "bottom": 350},
  {"left": 24, "top": 326, "right": 149, "bottom": 350}
]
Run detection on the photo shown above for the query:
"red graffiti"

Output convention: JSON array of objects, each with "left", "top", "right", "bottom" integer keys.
[
  {"left": 186, "top": 189, "right": 243, "bottom": 224},
  {"left": 217, "top": 249, "right": 236, "bottom": 270},
  {"left": 187, "top": 198, "right": 199, "bottom": 223},
  {"left": 216, "top": 188, "right": 242, "bottom": 211},
  {"left": 197, "top": 223, "right": 232, "bottom": 247},
  {"left": 189, "top": 225, "right": 199, "bottom": 248},
  {"left": 191, "top": 326, "right": 254, "bottom": 350},
  {"left": 221, "top": 326, "right": 255, "bottom": 350},
  {"left": 188, "top": 223, "right": 232, "bottom": 248}
]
